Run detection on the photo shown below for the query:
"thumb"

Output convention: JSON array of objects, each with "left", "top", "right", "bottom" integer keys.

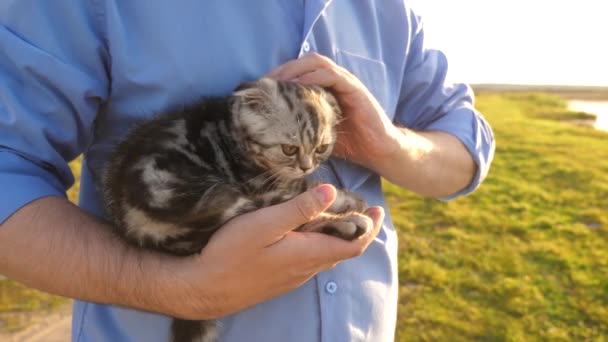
[{"left": 242, "top": 184, "right": 336, "bottom": 245}]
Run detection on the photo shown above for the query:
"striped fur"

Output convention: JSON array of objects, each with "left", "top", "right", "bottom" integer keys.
[{"left": 101, "top": 78, "right": 371, "bottom": 342}]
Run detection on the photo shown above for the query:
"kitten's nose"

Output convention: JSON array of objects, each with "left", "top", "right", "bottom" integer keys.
[{"left": 299, "top": 156, "right": 313, "bottom": 173}]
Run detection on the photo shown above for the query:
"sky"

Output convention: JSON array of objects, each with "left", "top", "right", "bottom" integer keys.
[{"left": 407, "top": 0, "right": 608, "bottom": 86}]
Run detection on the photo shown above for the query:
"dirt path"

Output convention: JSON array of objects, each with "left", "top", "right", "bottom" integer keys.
[{"left": 0, "top": 303, "right": 72, "bottom": 342}]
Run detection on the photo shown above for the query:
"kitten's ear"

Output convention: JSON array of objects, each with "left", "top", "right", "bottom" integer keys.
[
  {"left": 322, "top": 89, "right": 342, "bottom": 117},
  {"left": 233, "top": 78, "right": 276, "bottom": 111},
  {"left": 234, "top": 81, "right": 255, "bottom": 93}
]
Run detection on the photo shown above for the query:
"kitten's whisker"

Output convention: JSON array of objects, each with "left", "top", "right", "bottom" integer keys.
[
  {"left": 263, "top": 170, "right": 285, "bottom": 192},
  {"left": 243, "top": 169, "right": 276, "bottom": 186},
  {"left": 251, "top": 168, "right": 283, "bottom": 194}
]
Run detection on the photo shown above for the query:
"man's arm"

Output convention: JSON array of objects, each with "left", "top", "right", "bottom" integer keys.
[
  {"left": 385, "top": 7, "right": 494, "bottom": 199},
  {"left": 366, "top": 128, "right": 477, "bottom": 198},
  {"left": 0, "top": 196, "right": 178, "bottom": 315},
  {"left": 0, "top": 186, "right": 383, "bottom": 320}
]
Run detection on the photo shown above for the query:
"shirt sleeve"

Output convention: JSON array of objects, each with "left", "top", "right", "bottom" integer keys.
[
  {"left": 0, "top": 1, "right": 109, "bottom": 223},
  {"left": 394, "top": 8, "right": 495, "bottom": 200}
]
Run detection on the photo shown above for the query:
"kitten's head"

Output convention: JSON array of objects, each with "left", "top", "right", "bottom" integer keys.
[{"left": 232, "top": 78, "right": 341, "bottom": 179}]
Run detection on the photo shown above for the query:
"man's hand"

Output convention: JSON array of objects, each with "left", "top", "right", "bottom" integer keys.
[
  {"left": 0, "top": 185, "right": 384, "bottom": 321},
  {"left": 267, "top": 53, "right": 477, "bottom": 198},
  {"left": 267, "top": 53, "right": 401, "bottom": 171},
  {"left": 170, "top": 184, "right": 384, "bottom": 320}
]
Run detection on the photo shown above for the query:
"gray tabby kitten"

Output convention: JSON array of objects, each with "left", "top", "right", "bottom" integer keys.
[{"left": 101, "top": 78, "right": 371, "bottom": 342}]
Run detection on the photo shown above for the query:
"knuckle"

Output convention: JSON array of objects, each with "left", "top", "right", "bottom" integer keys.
[
  {"left": 298, "top": 73, "right": 312, "bottom": 83},
  {"left": 328, "top": 67, "right": 340, "bottom": 77},
  {"left": 310, "top": 53, "right": 332, "bottom": 66},
  {"left": 308, "top": 52, "right": 322, "bottom": 60},
  {"left": 320, "top": 54, "right": 334, "bottom": 65}
]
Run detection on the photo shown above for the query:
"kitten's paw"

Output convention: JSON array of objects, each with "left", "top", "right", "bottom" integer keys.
[
  {"left": 320, "top": 214, "right": 372, "bottom": 241},
  {"left": 329, "top": 190, "right": 368, "bottom": 214}
]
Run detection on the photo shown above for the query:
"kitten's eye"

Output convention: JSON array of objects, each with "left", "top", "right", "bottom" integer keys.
[
  {"left": 281, "top": 144, "right": 299, "bottom": 156},
  {"left": 315, "top": 144, "right": 329, "bottom": 154}
]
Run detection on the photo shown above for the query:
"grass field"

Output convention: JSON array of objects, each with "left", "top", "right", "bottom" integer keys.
[
  {"left": 1, "top": 93, "right": 607, "bottom": 339},
  {"left": 389, "top": 93, "right": 608, "bottom": 341}
]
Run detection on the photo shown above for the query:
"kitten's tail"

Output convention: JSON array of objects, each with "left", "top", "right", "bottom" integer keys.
[{"left": 171, "top": 318, "right": 220, "bottom": 342}]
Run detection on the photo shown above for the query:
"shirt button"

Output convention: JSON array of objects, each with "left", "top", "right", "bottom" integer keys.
[
  {"left": 325, "top": 281, "right": 338, "bottom": 294},
  {"left": 302, "top": 41, "right": 310, "bottom": 53}
]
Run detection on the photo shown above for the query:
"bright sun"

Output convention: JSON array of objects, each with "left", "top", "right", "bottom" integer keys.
[{"left": 407, "top": 0, "right": 608, "bottom": 86}]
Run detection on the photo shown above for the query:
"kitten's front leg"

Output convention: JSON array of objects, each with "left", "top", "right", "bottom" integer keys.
[{"left": 297, "top": 183, "right": 370, "bottom": 240}]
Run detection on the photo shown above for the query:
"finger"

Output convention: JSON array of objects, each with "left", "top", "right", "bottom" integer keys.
[
  {"left": 269, "top": 53, "right": 334, "bottom": 81},
  {"left": 293, "top": 68, "right": 338, "bottom": 87},
  {"left": 293, "top": 68, "right": 359, "bottom": 95},
  {"left": 338, "top": 206, "right": 384, "bottom": 259},
  {"left": 364, "top": 206, "right": 385, "bottom": 241},
  {"left": 330, "top": 206, "right": 384, "bottom": 259},
  {"left": 271, "top": 206, "right": 385, "bottom": 267},
  {"left": 265, "top": 64, "right": 284, "bottom": 78},
  {"left": 232, "top": 184, "right": 337, "bottom": 245}
]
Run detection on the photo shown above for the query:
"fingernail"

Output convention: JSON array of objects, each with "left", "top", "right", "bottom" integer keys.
[{"left": 314, "top": 185, "right": 334, "bottom": 205}]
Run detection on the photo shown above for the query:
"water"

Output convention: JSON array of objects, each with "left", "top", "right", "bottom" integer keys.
[{"left": 568, "top": 100, "right": 608, "bottom": 132}]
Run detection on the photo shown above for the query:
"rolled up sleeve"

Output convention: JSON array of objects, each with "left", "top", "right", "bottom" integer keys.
[
  {"left": 0, "top": 1, "right": 108, "bottom": 223},
  {"left": 394, "top": 8, "right": 495, "bottom": 200}
]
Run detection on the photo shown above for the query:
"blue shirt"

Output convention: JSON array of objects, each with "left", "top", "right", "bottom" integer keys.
[{"left": 0, "top": 1, "right": 494, "bottom": 341}]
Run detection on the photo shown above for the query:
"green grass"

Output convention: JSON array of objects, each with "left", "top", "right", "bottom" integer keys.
[
  {"left": 390, "top": 93, "right": 608, "bottom": 341},
  {"left": 0, "top": 282, "right": 67, "bottom": 333},
  {"left": 2, "top": 94, "right": 607, "bottom": 339}
]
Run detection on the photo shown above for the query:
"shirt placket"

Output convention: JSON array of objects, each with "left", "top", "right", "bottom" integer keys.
[
  {"left": 298, "top": 0, "right": 333, "bottom": 58},
  {"left": 300, "top": 2, "right": 345, "bottom": 341}
]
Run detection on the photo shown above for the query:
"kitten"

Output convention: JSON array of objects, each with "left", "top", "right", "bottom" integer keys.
[{"left": 101, "top": 78, "right": 371, "bottom": 342}]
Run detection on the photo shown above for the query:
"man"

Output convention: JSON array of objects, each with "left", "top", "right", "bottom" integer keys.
[{"left": 0, "top": 1, "right": 494, "bottom": 341}]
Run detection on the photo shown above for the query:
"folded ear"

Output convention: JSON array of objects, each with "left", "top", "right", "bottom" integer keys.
[
  {"left": 234, "top": 77, "right": 277, "bottom": 92},
  {"left": 321, "top": 89, "right": 342, "bottom": 118},
  {"left": 233, "top": 78, "right": 277, "bottom": 111},
  {"left": 233, "top": 81, "right": 256, "bottom": 93}
]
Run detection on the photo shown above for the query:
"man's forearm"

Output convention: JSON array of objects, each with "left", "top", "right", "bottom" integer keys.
[
  {"left": 370, "top": 127, "right": 477, "bottom": 198},
  {"left": 0, "top": 188, "right": 384, "bottom": 321},
  {"left": 0, "top": 196, "right": 186, "bottom": 317}
]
